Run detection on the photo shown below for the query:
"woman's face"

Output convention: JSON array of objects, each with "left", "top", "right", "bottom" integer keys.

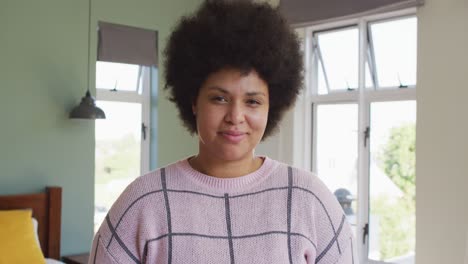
[{"left": 193, "top": 68, "right": 269, "bottom": 163}]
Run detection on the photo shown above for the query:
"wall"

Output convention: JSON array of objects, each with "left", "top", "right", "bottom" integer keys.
[
  {"left": 416, "top": 0, "right": 468, "bottom": 263},
  {"left": 0, "top": 0, "right": 199, "bottom": 255}
]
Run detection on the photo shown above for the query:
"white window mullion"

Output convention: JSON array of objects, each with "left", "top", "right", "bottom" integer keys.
[
  {"left": 358, "top": 101, "right": 371, "bottom": 263},
  {"left": 308, "top": 26, "right": 318, "bottom": 172},
  {"left": 357, "top": 18, "right": 371, "bottom": 264},
  {"left": 140, "top": 67, "right": 151, "bottom": 174}
]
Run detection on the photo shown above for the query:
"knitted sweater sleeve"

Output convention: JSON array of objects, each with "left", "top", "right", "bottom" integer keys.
[
  {"left": 308, "top": 173, "right": 355, "bottom": 264},
  {"left": 88, "top": 234, "right": 121, "bottom": 264},
  {"left": 88, "top": 170, "right": 166, "bottom": 264},
  {"left": 333, "top": 240, "right": 355, "bottom": 264}
]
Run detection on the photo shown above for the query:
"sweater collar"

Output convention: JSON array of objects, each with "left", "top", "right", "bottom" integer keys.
[{"left": 177, "top": 156, "right": 276, "bottom": 193}]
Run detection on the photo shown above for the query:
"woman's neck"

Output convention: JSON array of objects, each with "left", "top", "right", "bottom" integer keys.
[{"left": 188, "top": 154, "right": 263, "bottom": 178}]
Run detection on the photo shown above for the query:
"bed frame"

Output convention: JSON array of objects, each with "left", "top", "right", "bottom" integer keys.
[{"left": 0, "top": 186, "right": 62, "bottom": 259}]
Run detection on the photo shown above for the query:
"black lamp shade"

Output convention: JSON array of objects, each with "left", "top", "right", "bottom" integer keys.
[{"left": 69, "top": 90, "right": 106, "bottom": 119}]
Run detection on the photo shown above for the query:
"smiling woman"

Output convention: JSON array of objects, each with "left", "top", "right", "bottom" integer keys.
[
  {"left": 89, "top": 1, "right": 355, "bottom": 263},
  {"left": 190, "top": 68, "right": 269, "bottom": 178}
]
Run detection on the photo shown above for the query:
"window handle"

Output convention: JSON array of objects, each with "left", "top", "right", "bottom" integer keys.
[
  {"left": 363, "top": 223, "right": 369, "bottom": 244},
  {"left": 141, "top": 123, "right": 147, "bottom": 140},
  {"left": 364, "top": 126, "right": 370, "bottom": 147}
]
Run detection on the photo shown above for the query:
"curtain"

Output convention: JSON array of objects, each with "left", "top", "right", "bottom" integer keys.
[{"left": 98, "top": 22, "right": 158, "bottom": 67}]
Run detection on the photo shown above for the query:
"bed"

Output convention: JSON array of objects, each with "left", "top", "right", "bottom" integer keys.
[{"left": 0, "top": 186, "right": 64, "bottom": 263}]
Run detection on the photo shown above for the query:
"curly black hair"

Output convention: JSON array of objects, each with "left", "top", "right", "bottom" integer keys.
[{"left": 164, "top": 0, "right": 303, "bottom": 139}]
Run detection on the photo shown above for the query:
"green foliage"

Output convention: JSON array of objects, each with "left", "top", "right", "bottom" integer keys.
[
  {"left": 95, "top": 134, "right": 140, "bottom": 184},
  {"left": 95, "top": 134, "right": 140, "bottom": 209},
  {"left": 371, "top": 196, "right": 416, "bottom": 260},
  {"left": 373, "top": 123, "right": 416, "bottom": 260},
  {"left": 379, "top": 124, "right": 416, "bottom": 199}
]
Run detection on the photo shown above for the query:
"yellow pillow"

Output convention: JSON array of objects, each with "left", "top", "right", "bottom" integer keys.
[{"left": 0, "top": 210, "right": 46, "bottom": 264}]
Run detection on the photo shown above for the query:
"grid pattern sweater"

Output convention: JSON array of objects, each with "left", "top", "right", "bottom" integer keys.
[{"left": 89, "top": 157, "right": 354, "bottom": 264}]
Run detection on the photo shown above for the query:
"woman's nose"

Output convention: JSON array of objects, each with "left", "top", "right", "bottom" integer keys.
[{"left": 225, "top": 102, "right": 245, "bottom": 124}]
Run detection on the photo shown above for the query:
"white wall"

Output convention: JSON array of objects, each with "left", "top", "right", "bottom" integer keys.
[
  {"left": 256, "top": 106, "right": 296, "bottom": 165},
  {"left": 416, "top": 0, "right": 468, "bottom": 263}
]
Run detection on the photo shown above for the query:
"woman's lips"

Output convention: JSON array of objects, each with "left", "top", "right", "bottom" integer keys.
[{"left": 219, "top": 131, "right": 246, "bottom": 143}]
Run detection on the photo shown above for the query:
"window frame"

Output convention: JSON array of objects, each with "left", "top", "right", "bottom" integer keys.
[
  {"left": 95, "top": 63, "right": 152, "bottom": 175},
  {"left": 313, "top": 25, "right": 360, "bottom": 93},
  {"left": 366, "top": 14, "right": 418, "bottom": 90},
  {"left": 294, "top": 8, "right": 417, "bottom": 264}
]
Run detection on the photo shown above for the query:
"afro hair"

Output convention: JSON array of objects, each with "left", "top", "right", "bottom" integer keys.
[{"left": 164, "top": 0, "right": 303, "bottom": 139}]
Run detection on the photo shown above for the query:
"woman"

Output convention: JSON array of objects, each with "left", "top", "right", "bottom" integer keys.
[{"left": 89, "top": 1, "right": 354, "bottom": 263}]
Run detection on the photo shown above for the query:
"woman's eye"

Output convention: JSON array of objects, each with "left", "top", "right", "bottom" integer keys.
[
  {"left": 211, "top": 96, "right": 227, "bottom": 102},
  {"left": 246, "top": 99, "right": 260, "bottom": 106}
]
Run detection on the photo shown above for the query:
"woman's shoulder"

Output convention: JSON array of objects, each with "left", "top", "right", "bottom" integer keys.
[
  {"left": 267, "top": 159, "right": 325, "bottom": 190},
  {"left": 106, "top": 160, "right": 185, "bottom": 213},
  {"left": 267, "top": 159, "right": 342, "bottom": 209},
  {"left": 129, "top": 158, "right": 186, "bottom": 190}
]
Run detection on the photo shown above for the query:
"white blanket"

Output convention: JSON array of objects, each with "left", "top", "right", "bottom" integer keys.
[{"left": 45, "top": 258, "right": 66, "bottom": 264}]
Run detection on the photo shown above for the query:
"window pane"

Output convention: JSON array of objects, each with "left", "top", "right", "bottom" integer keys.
[
  {"left": 370, "top": 17, "right": 417, "bottom": 88},
  {"left": 316, "top": 104, "right": 358, "bottom": 232},
  {"left": 369, "top": 101, "right": 416, "bottom": 263},
  {"left": 94, "top": 101, "right": 142, "bottom": 232},
  {"left": 316, "top": 28, "right": 358, "bottom": 94},
  {"left": 96, "top": 61, "right": 141, "bottom": 92}
]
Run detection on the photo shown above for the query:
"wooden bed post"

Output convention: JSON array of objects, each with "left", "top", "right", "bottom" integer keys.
[{"left": 47, "top": 186, "right": 62, "bottom": 259}]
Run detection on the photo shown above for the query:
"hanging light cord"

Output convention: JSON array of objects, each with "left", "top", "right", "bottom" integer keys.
[
  {"left": 69, "top": 0, "right": 106, "bottom": 119},
  {"left": 86, "top": 0, "right": 92, "bottom": 93}
]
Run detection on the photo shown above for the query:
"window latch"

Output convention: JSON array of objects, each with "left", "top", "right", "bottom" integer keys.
[
  {"left": 364, "top": 126, "right": 370, "bottom": 147},
  {"left": 141, "top": 123, "right": 147, "bottom": 140},
  {"left": 398, "top": 74, "right": 408, "bottom": 88},
  {"left": 363, "top": 223, "right": 369, "bottom": 244}
]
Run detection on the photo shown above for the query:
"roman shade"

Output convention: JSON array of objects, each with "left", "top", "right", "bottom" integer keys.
[
  {"left": 278, "top": 0, "right": 424, "bottom": 26},
  {"left": 98, "top": 22, "right": 158, "bottom": 67}
]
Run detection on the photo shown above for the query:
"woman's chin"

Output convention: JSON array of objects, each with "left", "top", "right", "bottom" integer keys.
[{"left": 213, "top": 149, "right": 253, "bottom": 163}]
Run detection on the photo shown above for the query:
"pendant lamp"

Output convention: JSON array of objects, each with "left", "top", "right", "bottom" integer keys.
[
  {"left": 69, "top": 0, "right": 105, "bottom": 119},
  {"left": 69, "top": 90, "right": 105, "bottom": 119}
]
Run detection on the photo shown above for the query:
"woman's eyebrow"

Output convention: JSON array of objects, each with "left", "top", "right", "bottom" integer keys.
[
  {"left": 207, "top": 86, "right": 267, "bottom": 97},
  {"left": 207, "top": 86, "right": 228, "bottom": 94},
  {"left": 246, "top": 91, "right": 267, "bottom": 97},
  {"left": 208, "top": 86, "right": 266, "bottom": 96}
]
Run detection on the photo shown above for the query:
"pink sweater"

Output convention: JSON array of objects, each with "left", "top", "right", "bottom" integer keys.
[{"left": 89, "top": 157, "right": 354, "bottom": 264}]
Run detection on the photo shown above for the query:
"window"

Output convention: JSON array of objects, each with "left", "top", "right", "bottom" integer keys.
[
  {"left": 303, "top": 10, "right": 417, "bottom": 264},
  {"left": 368, "top": 17, "right": 417, "bottom": 88},
  {"left": 94, "top": 61, "right": 154, "bottom": 232},
  {"left": 315, "top": 27, "right": 359, "bottom": 93}
]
